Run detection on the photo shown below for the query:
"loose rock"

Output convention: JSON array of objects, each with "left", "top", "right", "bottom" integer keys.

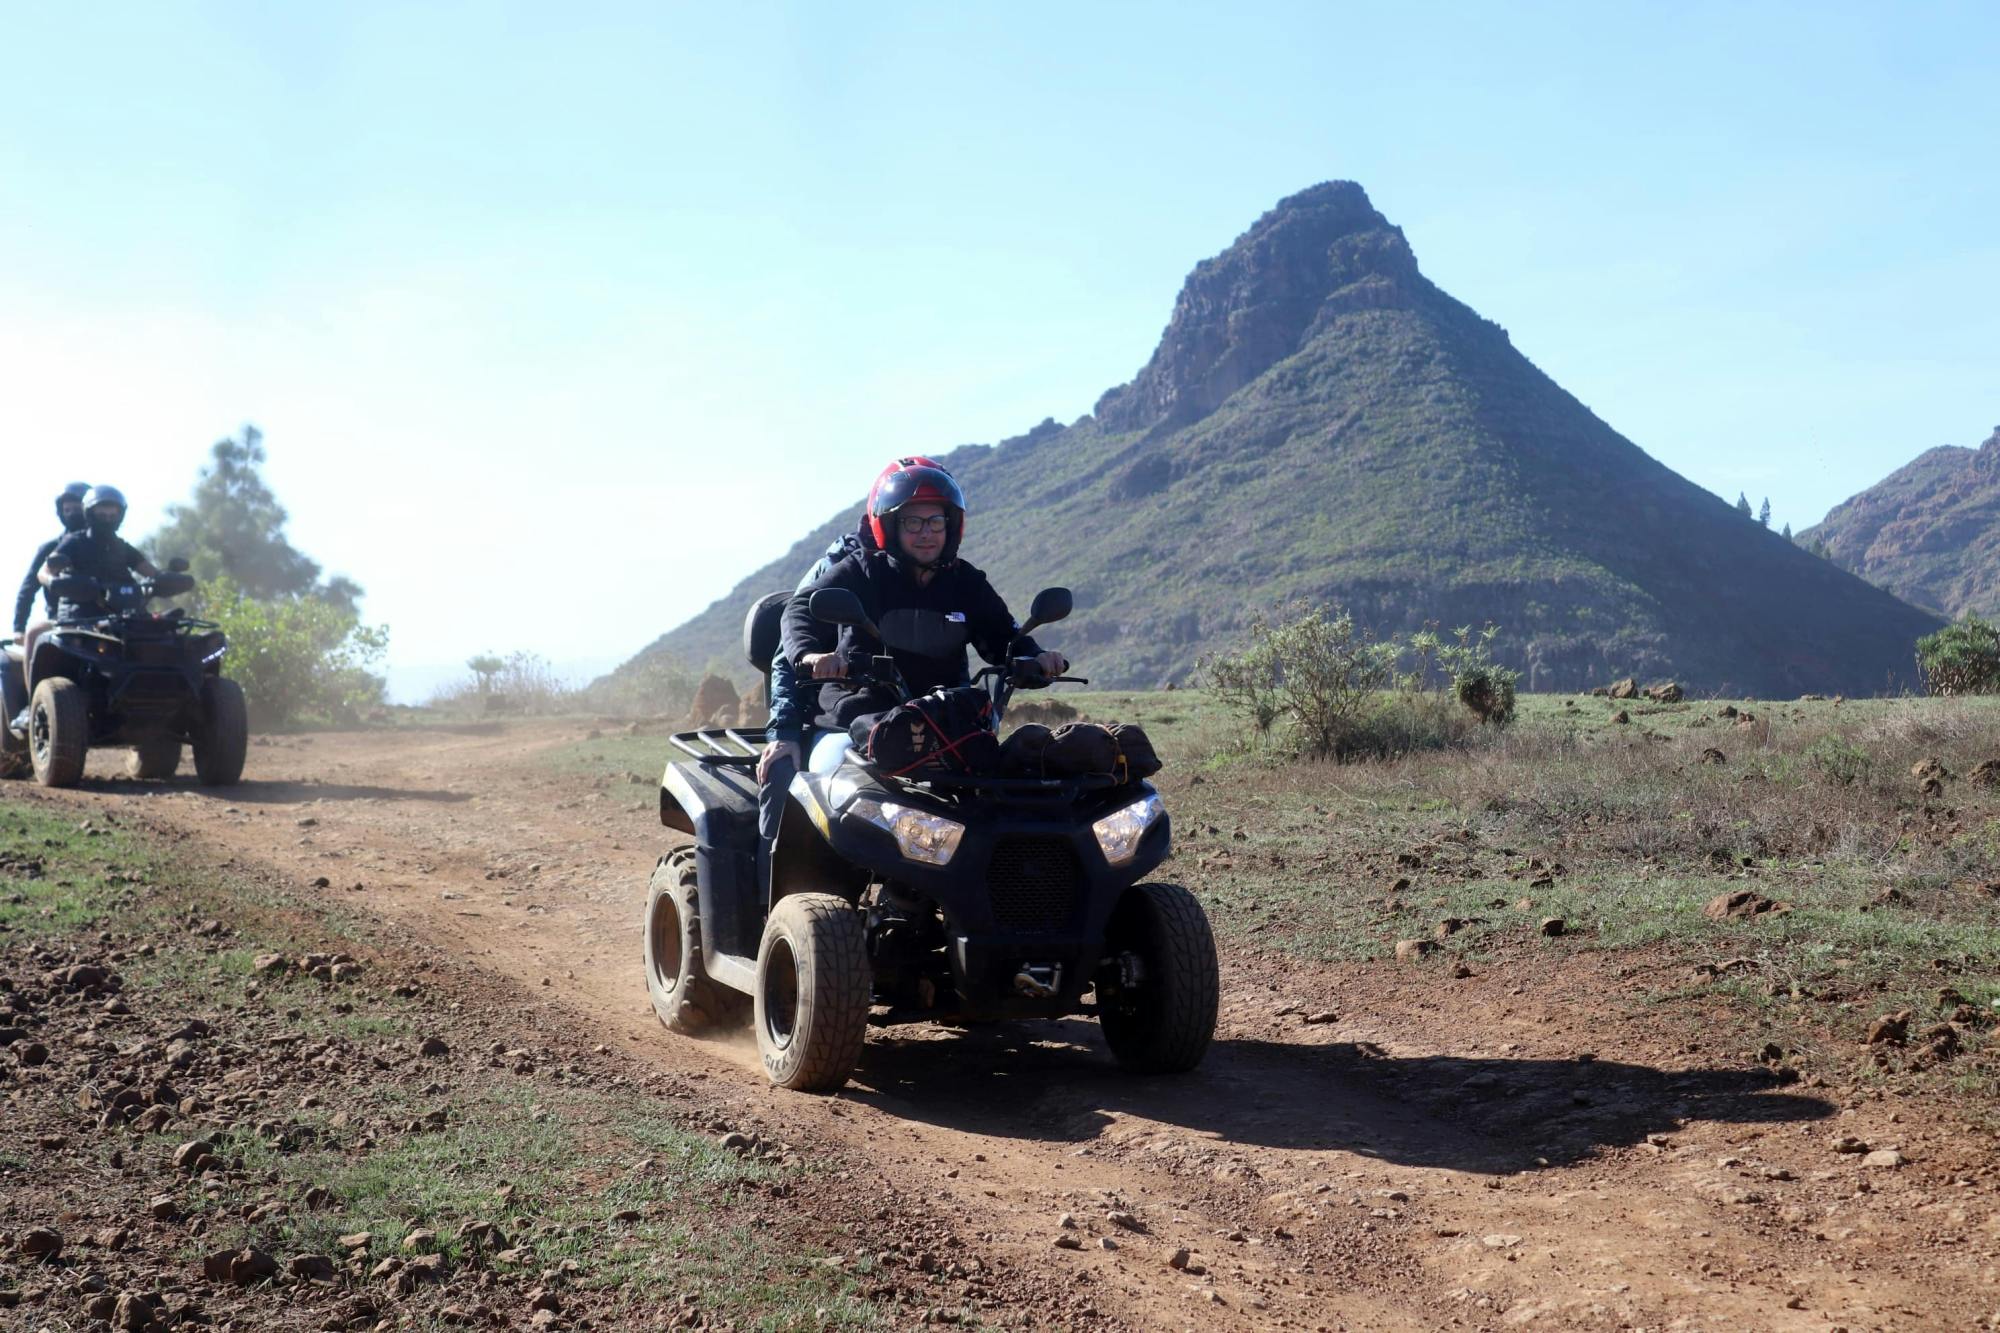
[
  {"left": 17, "top": 1227, "right": 63, "bottom": 1262},
  {"left": 1865, "top": 1011, "right": 1911, "bottom": 1046},
  {"left": 1703, "top": 890, "right": 1791, "bottom": 921}
]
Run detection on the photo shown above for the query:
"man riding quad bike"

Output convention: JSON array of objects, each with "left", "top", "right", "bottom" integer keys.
[
  {"left": 1, "top": 487, "right": 248, "bottom": 787},
  {"left": 643, "top": 467, "right": 1218, "bottom": 1091}
]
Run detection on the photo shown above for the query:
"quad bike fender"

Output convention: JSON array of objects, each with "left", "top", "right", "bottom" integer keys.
[
  {"left": 659, "top": 757, "right": 764, "bottom": 960},
  {"left": 25, "top": 636, "right": 83, "bottom": 694},
  {"left": 773, "top": 781, "right": 867, "bottom": 910},
  {"left": 1, "top": 657, "right": 25, "bottom": 720}
]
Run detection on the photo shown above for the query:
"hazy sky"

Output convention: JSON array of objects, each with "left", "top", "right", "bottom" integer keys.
[{"left": 3, "top": 3, "right": 1995, "bottom": 697}]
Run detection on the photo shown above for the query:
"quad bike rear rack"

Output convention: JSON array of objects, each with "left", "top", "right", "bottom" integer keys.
[{"left": 667, "top": 727, "right": 768, "bottom": 768}]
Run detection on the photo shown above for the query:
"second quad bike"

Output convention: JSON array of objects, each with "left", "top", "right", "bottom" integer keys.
[
  {"left": 1, "top": 567, "right": 248, "bottom": 788},
  {"left": 643, "top": 584, "right": 1218, "bottom": 1092}
]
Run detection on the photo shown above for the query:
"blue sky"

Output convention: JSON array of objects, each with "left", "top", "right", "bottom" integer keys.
[{"left": 3, "top": 3, "right": 1995, "bottom": 697}]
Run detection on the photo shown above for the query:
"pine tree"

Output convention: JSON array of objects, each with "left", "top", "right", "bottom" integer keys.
[
  {"left": 1781, "top": 522, "right": 1792, "bottom": 540},
  {"left": 1736, "top": 492, "right": 1753, "bottom": 518},
  {"left": 1758, "top": 497, "right": 1772, "bottom": 528},
  {"left": 147, "top": 427, "right": 362, "bottom": 612}
]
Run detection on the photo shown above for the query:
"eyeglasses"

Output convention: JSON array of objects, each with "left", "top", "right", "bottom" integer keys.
[{"left": 897, "top": 515, "right": 948, "bottom": 535}]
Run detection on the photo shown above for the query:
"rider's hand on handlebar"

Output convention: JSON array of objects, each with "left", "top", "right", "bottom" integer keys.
[
  {"left": 1035, "top": 651, "right": 1068, "bottom": 678},
  {"left": 804, "top": 652, "right": 848, "bottom": 681}
]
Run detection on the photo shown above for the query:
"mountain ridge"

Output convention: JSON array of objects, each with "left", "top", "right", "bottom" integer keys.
[
  {"left": 1800, "top": 425, "right": 2000, "bottom": 620},
  {"left": 603, "top": 182, "right": 1943, "bottom": 698}
]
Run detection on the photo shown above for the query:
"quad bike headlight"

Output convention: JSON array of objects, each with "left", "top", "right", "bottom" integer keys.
[
  {"left": 1092, "top": 793, "right": 1165, "bottom": 866},
  {"left": 849, "top": 797, "right": 964, "bottom": 866}
]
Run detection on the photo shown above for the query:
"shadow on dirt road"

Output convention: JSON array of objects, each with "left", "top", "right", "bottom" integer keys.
[{"left": 848, "top": 1022, "right": 1835, "bottom": 1174}]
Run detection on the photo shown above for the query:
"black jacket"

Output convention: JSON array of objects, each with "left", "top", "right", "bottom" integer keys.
[
  {"left": 13, "top": 536, "right": 61, "bottom": 634},
  {"left": 47, "top": 530, "right": 150, "bottom": 619},
  {"left": 781, "top": 551, "right": 1040, "bottom": 726}
]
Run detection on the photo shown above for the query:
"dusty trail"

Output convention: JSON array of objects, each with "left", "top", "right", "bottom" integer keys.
[{"left": 38, "top": 721, "right": 1994, "bottom": 1331}]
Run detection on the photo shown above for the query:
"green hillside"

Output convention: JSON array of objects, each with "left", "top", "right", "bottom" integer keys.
[
  {"left": 1800, "top": 425, "right": 2000, "bottom": 620},
  {"left": 605, "top": 182, "right": 1942, "bottom": 698}
]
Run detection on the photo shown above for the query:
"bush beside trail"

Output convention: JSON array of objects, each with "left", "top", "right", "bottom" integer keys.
[
  {"left": 192, "top": 578, "right": 388, "bottom": 729},
  {"left": 1917, "top": 614, "right": 2000, "bottom": 696},
  {"left": 1200, "top": 602, "right": 1518, "bottom": 759}
]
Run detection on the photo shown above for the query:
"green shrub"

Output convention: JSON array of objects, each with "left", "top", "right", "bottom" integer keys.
[
  {"left": 1202, "top": 606, "right": 1516, "bottom": 759},
  {"left": 1916, "top": 616, "right": 2000, "bottom": 696},
  {"left": 1413, "top": 624, "right": 1518, "bottom": 725},
  {"left": 195, "top": 578, "right": 389, "bottom": 728},
  {"left": 1803, "top": 733, "right": 1873, "bottom": 786},
  {"left": 1202, "top": 602, "right": 1401, "bottom": 757}
]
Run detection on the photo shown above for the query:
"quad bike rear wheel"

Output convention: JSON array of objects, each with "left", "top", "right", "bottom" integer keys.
[
  {"left": 192, "top": 677, "right": 248, "bottom": 786},
  {"left": 644, "top": 850, "right": 749, "bottom": 1033},
  {"left": 753, "top": 892, "right": 870, "bottom": 1092},
  {"left": 127, "top": 737, "right": 182, "bottom": 780},
  {"left": 29, "top": 677, "right": 87, "bottom": 788},
  {"left": 1097, "top": 882, "right": 1219, "bottom": 1074}
]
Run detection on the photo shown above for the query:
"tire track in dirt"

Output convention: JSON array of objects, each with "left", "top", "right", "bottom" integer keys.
[{"left": 36, "top": 721, "right": 1992, "bottom": 1331}]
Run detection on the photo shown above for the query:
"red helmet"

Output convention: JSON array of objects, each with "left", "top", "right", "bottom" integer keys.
[{"left": 867, "top": 462, "right": 965, "bottom": 560}]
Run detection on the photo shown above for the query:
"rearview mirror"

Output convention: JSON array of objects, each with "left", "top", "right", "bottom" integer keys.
[
  {"left": 809, "top": 588, "right": 880, "bottom": 642},
  {"left": 1021, "top": 587, "right": 1073, "bottom": 635},
  {"left": 167, "top": 557, "right": 190, "bottom": 574}
]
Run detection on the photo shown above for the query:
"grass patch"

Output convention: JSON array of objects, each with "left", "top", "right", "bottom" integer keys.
[
  {"left": 179, "top": 1082, "right": 873, "bottom": 1325},
  {"left": 0, "top": 790, "right": 882, "bottom": 1330},
  {"left": 0, "top": 803, "right": 169, "bottom": 937},
  {"left": 1157, "top": 690, "right": 2000, "bottom": 1065}
]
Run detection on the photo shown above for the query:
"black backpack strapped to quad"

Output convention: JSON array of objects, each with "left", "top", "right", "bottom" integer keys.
[
  {"left": 640, "top": 584, "right": 1218, "bottom": 1093},
  {"left": 851, "top": 685, "right": 1000, "bottom": 779},
  {"left": 1, "top": 567, "right": 248, "bottom": 788}
]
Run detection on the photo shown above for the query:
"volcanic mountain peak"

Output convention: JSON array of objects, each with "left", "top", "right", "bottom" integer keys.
[
  {"left": 605, "top": 183, "right": 1945, "bottom": 699},
  {"left": 1093, "top": 180, "right": 1425, "bottom": 434}
]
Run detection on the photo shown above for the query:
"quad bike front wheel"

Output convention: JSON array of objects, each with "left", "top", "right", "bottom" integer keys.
[
  {"left": 644, "top": 850, "right": 749, "bottom": 1033},
  {"left": 192, "top": 677, "right": 248, "bottom": 786},
  {"left": 29, "top": 678, "right": 87, "bottom": 788},
  {"left": 1097, "top": 882, "right": 1220, "bottom": 1074},
  {"left": 753, "top": 892, "right": 870, "bottom": 1092},
  {"left": 127, "top": 737, "right": 182, "bottom": 780}
]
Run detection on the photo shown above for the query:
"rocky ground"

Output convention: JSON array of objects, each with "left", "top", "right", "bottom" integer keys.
[{"left": 3, "top": 711, "right": 1998, "bottom": 1331}]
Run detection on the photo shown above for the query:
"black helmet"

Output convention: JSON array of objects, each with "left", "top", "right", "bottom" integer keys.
[
  {"left": 56, "top": 482, "right": 90, "bottom": 531},
  {"left": 868, "top": 465, "right": 966, "bottom": 564},
  {"left": 82, "top": 484, "right": 128, "bottom": 534}
]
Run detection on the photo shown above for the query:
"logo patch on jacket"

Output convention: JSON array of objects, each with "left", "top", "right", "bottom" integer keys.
[{"left": 945, "top": 611, "right": 966, "bottom": 623}]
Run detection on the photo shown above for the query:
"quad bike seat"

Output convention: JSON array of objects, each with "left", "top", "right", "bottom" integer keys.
[{"left": 742, "top": 591, "right": 787, "bottom": 674}]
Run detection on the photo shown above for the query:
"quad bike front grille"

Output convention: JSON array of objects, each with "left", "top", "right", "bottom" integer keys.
[
  {"left": 986, "top": 835, "right": 1084, "bottom": 933},
  {"left": 129, "top": 640, "right": 182, "bottom": 666}
]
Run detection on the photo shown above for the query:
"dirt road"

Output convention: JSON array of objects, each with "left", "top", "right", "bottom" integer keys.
[{"left": 41, "top": 722, "right": 1996, "bottom": 1330}]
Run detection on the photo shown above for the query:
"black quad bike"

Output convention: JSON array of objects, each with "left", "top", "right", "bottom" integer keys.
[
  {"left": 1, "top": 568, "right": 248, "bottom": 788},
  {"left": 643, "top": 585, "right": 1219, "bottom": 1092}
]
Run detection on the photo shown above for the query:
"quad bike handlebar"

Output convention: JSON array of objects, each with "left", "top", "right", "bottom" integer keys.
[{"left": 48, "top": 571, "right": 201, "bottom": 624}]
